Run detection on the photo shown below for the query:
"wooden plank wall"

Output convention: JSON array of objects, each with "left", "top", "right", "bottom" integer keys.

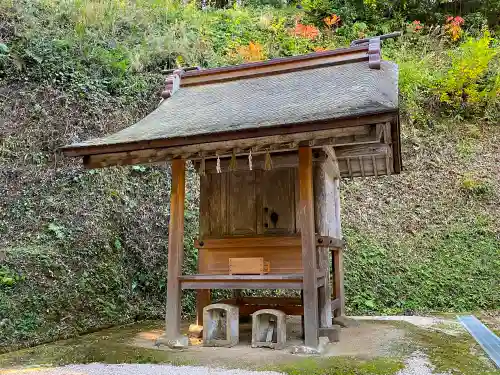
[{"left": 199, "top": 169, "right": 298, "bottom": 238}]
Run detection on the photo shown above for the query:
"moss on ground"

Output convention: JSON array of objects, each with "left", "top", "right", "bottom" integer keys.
[
  {"left": 1, "top": 0, "right": 500, "bottom": 352},
  {"left": 0, "top": 322, "right": 193, "bottom": 368},
  {"left": 376, "top": 320, "right": 500, "bottom": 375},
  {"left": 0, "top": 321, "right": 405, "bottom": 374},
  {"left": 268, "top": 357, "right": 404, "bottom": 375},
  {"left": 413, "top": 328, "right": 500, "bottom": 375}
]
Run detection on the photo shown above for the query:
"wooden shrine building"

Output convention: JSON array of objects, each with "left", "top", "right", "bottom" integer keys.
[{"left": 62, "top": 39, "right": 401, "bottom": 348}]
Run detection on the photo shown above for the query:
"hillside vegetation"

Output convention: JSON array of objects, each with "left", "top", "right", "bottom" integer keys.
[{"left": 0, "top": 0, "right": 499, "bottom": 351}]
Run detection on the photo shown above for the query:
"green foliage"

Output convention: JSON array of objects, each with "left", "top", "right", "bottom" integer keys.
[
  {"left": 386, "top": 31, "right": 500, "bottom": 126},
  {"left": 436, "top": 31, "right": 499, "bottom": 117},
  {"left": 344, "top": 222, "right": 500, "bottom": 314},
  {"left": 0, "top": 267, "right": 23, "bottom": 287},
  {"left": 300, "top": 0, "right": 500, "bottom": 29},
  {"left": 460, "top": 173, "right": 492, "bottom": 197},
  {"left": 47, "top": 223, "right": 66, "bottom": 240}
]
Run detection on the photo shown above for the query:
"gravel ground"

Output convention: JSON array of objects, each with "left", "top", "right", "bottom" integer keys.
[
  {"left": 0, "top": 364, "right": 285, "bottom": 375},
  {"left": 396, "top": 351, "right": 451, "bottom": 375},
  {"left": 1, "top": 353, "right": 450, "bottom": 375}
]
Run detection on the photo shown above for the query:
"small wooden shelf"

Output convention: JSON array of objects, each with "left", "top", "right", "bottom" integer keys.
[{"left": 179, "top": 273, "right": 325, "bottom": 290}]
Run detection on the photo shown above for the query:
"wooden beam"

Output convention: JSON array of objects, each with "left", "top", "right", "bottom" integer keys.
[
  {"left": 333, "top": 250, "right": 345, "bottom": 317},
  {"left": 83, "top": 142, "right": 394, "bottom": 171},
  {"left": 182, "top": 281, "right": 304, "bottom": 289},
  {"left": 195, "top": 235, "right": 301, "bottom": 248},
  {"left": 237, "top": 304, "right": 303, "bottom": 316},
  {"left": 331, "top": 298, "right": 341, "bottom": 311},
  {"left": 298, "top": 146, "right": 319, "bottom": 348},
  {"left": 198, "top": 152, "right": 326, "bottom": 173},
  {"left": 82, "top": 125, "right": 372, "bottom": 169},
  {"left": 316, "top": 236, "right": 344, "bottom": 249},
  {"left": 179, "top": 274, "right": 326, "bottom": 290},
  {"left": 180, "top": 274, "right": 313, "bottom": 280},
  {"left": 195, "top": 235, "right": 343, "bottom": 249},
  {"left": 217, "top": 297, "right": 305, "bottom": 316},
  {"left": 314, "top": 164, "right": 334, "bottom": 329},
  {"left": 229, "top": 297, "right": 303, "bottom": 306},
  {"left": 165, "top": 159, "right": 186, "bottom": 340},
  {"left": 322, "top": 146, "right": 340, "bottom": 179},
  {"left": 65, "top": 112, "right": 396, "bottom": 158}
]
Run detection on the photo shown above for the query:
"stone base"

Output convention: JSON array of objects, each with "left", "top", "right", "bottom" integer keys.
[
  {"left": 333, "top": 316, "right": 359, "bottom": 328},
  {"left": 155, "top": 334, "right": 189, "bottom": 349},
  {"left": 319, "top": 325, "right": 341, "bottom": 342},
  {"left": 290, "top": 336, "right": 330, "bottom": 355}
]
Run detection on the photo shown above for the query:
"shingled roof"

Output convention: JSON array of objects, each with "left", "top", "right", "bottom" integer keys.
[
  {"left": 62, "top": 41, "right": 401, "bottom": 176},
  {"left": 63, "top": 43, "right": 397, "bottom": 153}
]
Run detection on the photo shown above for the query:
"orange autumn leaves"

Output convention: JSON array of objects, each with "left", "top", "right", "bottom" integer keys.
[
  {"left": 291, "top": 13, "right": 341, "bottom": 39},
  {"left": 445, "top": 16, "right": 465, "bottom": 41},
  {"left": 235, "top": 41, "right": 265, "bottom": 62},
  {"left": 291, "top": 23, "right": 320, "bottom": 39},
  {"left": 235, "top": 14, "right": 342, "bottom": 62},
  {"left": 323, "top": 14, "right": 341, "bottom": 28}
]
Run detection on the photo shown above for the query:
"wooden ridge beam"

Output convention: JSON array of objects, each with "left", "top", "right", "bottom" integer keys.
[{"left": 180, "top": 47, "right": 369, "bottom": 87}]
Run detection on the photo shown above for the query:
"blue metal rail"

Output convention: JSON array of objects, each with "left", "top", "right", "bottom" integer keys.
[{"left": 457, "top": 315, "right": 500, "bottom": 368}]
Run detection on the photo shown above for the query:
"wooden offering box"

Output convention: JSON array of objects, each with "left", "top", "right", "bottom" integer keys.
[{"left": 229, "top": 257, "right": 270, "bottom": 275}]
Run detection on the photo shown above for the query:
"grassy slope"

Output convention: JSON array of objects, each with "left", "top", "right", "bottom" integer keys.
[{"left": 1, "top": 0, "right": 499, "bottom": 352}]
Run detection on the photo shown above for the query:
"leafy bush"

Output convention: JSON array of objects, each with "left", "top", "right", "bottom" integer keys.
[
  {"left": 436, "top": 31, "right": 499, "bottom": 119},
  {"left": 460, "top": 173, "right": 492, "bottom": 197},
  {"left": 0, "top": 267, "right": 23, "bottom": 287},
  {"left": 387, "top": 30, "right": 500, "bottom": 126},
  {"left": 300, "top": 0, "right": 500, "bottom": 29}
]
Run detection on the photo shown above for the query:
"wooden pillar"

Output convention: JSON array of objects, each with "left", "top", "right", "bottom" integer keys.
[
  {"left": 197, "top": 174, "right": 211, "bottom": 326},
  {"left": 165, "top": 159, "right": 186, "bottom": 340},
  {"left": 314, "top": 164, "right": 333, "bottom": 328},
  {"left": 196, "top": 290, "right": 211, "bottom": 325},
  {"left": 298, "top": 147, "right": 319, "bottom": 348},
  {"left": 332, "top": 178, "right": 345, "bottom": 317}
]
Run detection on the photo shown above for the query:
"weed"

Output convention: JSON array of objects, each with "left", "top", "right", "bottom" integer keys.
[{"left": 460, "top": 173, "right": 492, "bottom": 197}]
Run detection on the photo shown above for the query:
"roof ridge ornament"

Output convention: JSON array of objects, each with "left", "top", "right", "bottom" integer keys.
[
  {"left": 350, "top": 31, "right": 401, "bottom": 70},
  {"left": 368, "top": 37, "right": 381, "bottom": 69},
  {"left": 161, "top": 69, "right": 183, "bottom": 102}
]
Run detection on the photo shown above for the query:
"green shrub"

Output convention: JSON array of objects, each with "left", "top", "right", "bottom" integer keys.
[
  {"left": 388, "top": 30, "right": 500, "bottom": 126},
  {"left": 460, "top": 173, "right": 492, "bottom": 197},
  {"left": 344, "top": 223, "right": 500, "bottom": 314},
  {"left": 435, "top": 31, "right": 499, "bottom": 119},
  {"left": 0, "top": 267, "right": 23, "bottom": 287}
]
